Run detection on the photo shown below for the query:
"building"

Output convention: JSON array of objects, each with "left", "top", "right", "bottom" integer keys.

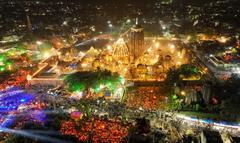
[
  {"left": 128, "top": 18, "right": 145, "bottom": 62},
  {"left": 112, "top": 38, "right": 130, "bottom": 63}
]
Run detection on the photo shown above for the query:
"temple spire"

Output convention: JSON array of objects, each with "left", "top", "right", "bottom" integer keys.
[{"left": 136, "top": 17, "right": 139, "bottom": 25}]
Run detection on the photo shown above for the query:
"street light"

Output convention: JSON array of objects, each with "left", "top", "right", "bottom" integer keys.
[
  {"left": 147, "top": 47, "right": 152, "bottom": 53},
  {"left": 155, "top": 42, "right": 160, "bottom": 48},
  {"left": 26, "top": 75, "right": 32, "bottom": 81},
  {"left": 36, "top": 41, "right": 43, "bottom": 45},
  {"left": 107, "top": 45, "right": 112, "bottom": 51},
  {"left": 100, "top": 84, "right": 105, "bottom": 89},
  {"left": 82, "top": 63, "right": 87, "bottom": 67},
  {"left": 180, "top": 91, "right": 186, "bottom": 96},
  {"left": 43, "top": 52, "right": 50, "bottom": 58},
  {"left": 126, "top": 19, "right": 131, "bottom": 23},
  {"left": 177, "top": 61, "right": 181, "bottom": 65},
  {"left": 108, "top": 24, "right": 113, "bottom": 28},
  {"left": 169, "top": 44, "right": 175, "bottom": 49}
]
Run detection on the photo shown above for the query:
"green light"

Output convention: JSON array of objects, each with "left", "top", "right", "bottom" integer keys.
[
  {"left": 232, "top": 48, "right": 237, "bottom": 53},
  {"left": 64, "top": 70, "right": 123, "bottom": 94},
  {"left": 106, "top": 82, "right": 114, "bottom": 90},
  {"left": 119, "top": 76, "right": 125, "bottom": 84},
  {"left": 0, "top": 55, "right": 6, "bottom": 62},
  {"left": 172, "top": 94, "right": 178, "bottom": 100},
  {"left": 6, "top": 61, "right": 12, "bottom": 65},
  {"left": 192, "top": 67, "right": 198, "bottom": 73},
  {"left": 0, "top": 67, "right": 5, "bottom": 72},
  {"left": 94, "top": 85, "right": 101, "bottom": 93},
  {"left": 71, "top": 83, "right": 85, "bottom": 92}
]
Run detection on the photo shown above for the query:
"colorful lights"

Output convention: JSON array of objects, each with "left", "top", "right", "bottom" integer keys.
[
  {"left": 0, "top": 54, "right": 14, "bottom": 72},
  {"left": 0, "top": 70, "right": 30, "bottom": 90},
  {"left": 0, "top": 87, "right": 36, "bottom": 129},
  {"left": 70, "top": 111, "right": 83, "bottom": 121}
]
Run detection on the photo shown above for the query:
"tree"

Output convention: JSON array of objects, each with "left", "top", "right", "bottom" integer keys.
[
  {"left": 165, "top": 68, "right": 180, "bottom": 86},
  {"left": 165, "top": 64, "right": 201, "bottom": 86},
  {"left": 64, "top": 70, "right": 122, "bottom": 93}
]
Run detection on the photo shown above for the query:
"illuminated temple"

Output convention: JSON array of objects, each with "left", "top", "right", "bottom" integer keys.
[
  {"left": 128, "top": 18, "right": 145, "bottom": 62},
  {"left": 28, "top": 17, "right": 187, "bottom": 85},
  {"left": 112, "top": 38, "right": 130, "bottom": 64}
]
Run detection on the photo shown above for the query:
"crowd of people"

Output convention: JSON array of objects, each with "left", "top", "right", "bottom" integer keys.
[
  {"left": 177, "top": 115, "right": 240, "bottom": 137},
  {"left": 0, "top": 69, "right": 30, "bottom": 90},
  {"left": 1, "top": 64, "right": 237, "bottom": 142},
  {"left": 125, "top": 87, "right": 167, "bottom": 110},
  {"left": 60, "top": 118, "right": 130, "bottom": 143}
]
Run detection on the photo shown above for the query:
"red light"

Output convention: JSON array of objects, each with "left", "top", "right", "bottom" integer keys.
[{"left": 101, "top": 125, "right": 105, "bottom": 129}]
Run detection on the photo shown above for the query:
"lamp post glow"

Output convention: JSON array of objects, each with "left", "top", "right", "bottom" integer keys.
[
  {"left": 155, "top": 42, "right": 160, "bottom": 48},
  {"left": 36, "top": 41, "right": 43, "bottom": 45},
  {"left": 169, "top": 44, "right": 175, "bottom": 49},
  {"left": 180, "top": 91, "right": 186, "bottom": 96},
  {"left": 107, "top": 45, "right": 112, "bottom": 51},
  {"left": 218, "top": 36, "right": 229, "bottom": 43},
  {"left": 43, "top": 52, "right": 50, "bottom": 59},
  {"left": 109, "top": 24, "right": 113, "bottom": 28}
]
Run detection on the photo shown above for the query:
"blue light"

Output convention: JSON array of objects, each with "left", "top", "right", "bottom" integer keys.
[
  {"left": 32, "top": 110, "right": 47, "bottom": 122},
  {"left": 20, "top": 99, "right": 26, "bottom": 102},
  {"left": 0, "top": 86, "right": 39, "bottom": 128}
]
